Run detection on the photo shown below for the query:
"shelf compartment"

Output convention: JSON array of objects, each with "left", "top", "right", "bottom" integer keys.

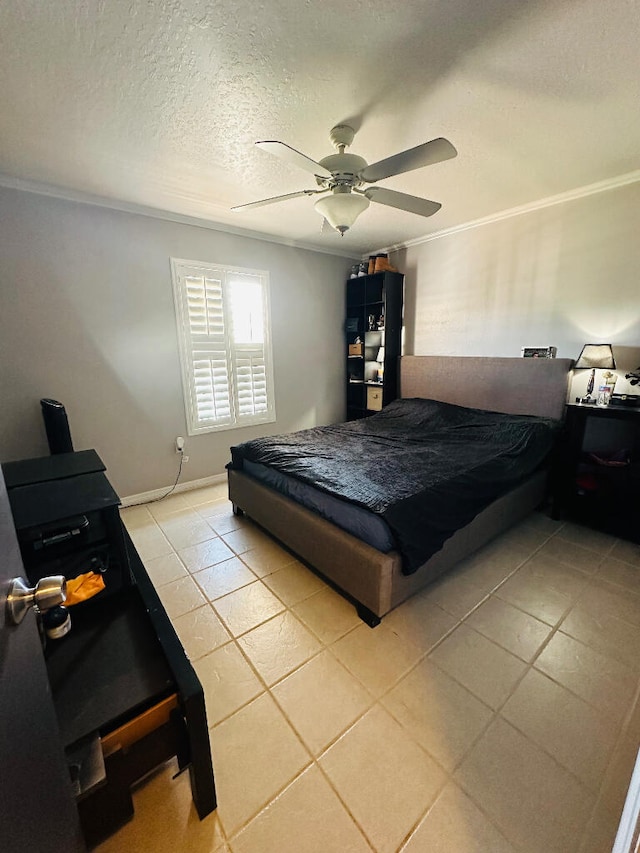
[{"left": 345, "top": 271, "right": 403, "bottom": 421}]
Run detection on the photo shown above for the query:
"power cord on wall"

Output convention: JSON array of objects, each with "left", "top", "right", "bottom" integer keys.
[{"left": 125, "top": 440, "right": 186, "bottom": 508}]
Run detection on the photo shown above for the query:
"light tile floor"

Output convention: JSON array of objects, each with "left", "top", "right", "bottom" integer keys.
[{"left": 95, "top": 484, "right": 640, "bottom": 853}]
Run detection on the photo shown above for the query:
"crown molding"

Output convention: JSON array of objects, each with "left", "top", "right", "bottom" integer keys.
[
  {"left": 376, "top": 169, "right": 640, "bottom": 256},
  {"left": 4, "top": 168, "right": 638, "bottom": 263},
  {"left": 0, "top": 174, "right": 358, "bottom": 259}
]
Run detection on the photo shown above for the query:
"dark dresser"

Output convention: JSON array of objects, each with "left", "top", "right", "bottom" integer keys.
[{"left": 3, "top": 450, "right": 216, "bottom": 848}]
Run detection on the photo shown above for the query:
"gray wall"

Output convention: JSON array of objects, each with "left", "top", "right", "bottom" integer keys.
[
  {"left": 393, "top": 180, "right": 640, "bottom": 400},
  {"left": 0, "top": 187, "right": 355, "bottom": 497}
]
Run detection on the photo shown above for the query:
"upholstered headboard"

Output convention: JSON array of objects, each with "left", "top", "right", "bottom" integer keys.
[{"left": 400, "top": 356, "right": 573, "bottom": 421}]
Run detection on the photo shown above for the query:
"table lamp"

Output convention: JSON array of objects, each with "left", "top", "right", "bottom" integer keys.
[{"left": 575, "top": 344, "right": 616, "bottom": 403}]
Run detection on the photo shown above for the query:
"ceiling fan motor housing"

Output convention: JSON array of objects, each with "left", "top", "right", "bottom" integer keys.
[{"left": 316, "top": 153, "right": 368, "bottom": 188}]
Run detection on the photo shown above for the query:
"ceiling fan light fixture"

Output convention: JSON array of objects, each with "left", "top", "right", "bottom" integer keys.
[{"left": 314, "top": 190, "right": 370, "bottom": 235}]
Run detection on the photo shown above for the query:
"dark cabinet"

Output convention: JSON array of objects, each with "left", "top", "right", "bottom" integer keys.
[
  {"left": 555, "top": 403, "right": 640, "bottom": 542},
  {"left": 345, "top": 271, "right": 403, "bottom": 420},
  {"left": 4, "top": 449, "right": 130, "bottom": 604},
  {"left": 2, "top": 451, "right": 216, "bottom": 847}
]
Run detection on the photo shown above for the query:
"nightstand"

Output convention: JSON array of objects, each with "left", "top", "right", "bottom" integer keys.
[{"left": 554, "top": 402, "right": 640, "bottom": 542}]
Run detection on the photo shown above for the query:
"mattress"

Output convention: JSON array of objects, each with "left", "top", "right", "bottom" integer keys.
[{"left": 242, "top": 459, "right": 395, "bottom": 552}]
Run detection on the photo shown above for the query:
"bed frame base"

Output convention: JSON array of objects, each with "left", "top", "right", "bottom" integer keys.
[
  {"left": 356, "top": 604, "right": 382, "bottom": 628},
  {"left": 228, "top": 467, "right": 548, "bottom": 625}
]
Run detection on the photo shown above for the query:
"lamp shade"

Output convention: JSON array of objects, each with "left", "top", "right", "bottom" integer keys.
[
  {"left": 315, "top": 191, "right": 369, "bottom": 234},
  {"left": 575, "top": 344, "right": 616, "bottom": 369}
]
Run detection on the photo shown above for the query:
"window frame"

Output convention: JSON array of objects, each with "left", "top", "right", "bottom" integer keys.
[{"left": 170, "top": 257, "right": 276, "bottom": 436}]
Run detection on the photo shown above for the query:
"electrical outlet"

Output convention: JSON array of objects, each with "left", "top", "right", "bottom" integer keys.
[
  {"left": 183, "top": 455, "right": 190, "bottom": 463},
  {"left": 175, "top": 436, "right": 185, "bottom": 453}
]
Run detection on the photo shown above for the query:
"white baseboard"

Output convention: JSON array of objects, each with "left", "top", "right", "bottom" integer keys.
[{"left": 121, "top": 472, "right": 227, "bottom": 507}]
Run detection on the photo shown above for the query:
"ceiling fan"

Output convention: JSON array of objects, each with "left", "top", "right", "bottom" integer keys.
[{"left": 231, "top": 124, "right": 457, "bottom": 235}]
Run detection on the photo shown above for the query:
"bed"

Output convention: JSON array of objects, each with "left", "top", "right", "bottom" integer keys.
[{"left": 227, "top": 356, "right": 572, "bottom": 625}]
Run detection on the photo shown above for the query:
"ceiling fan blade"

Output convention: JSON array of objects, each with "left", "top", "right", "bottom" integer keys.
[
  {"left": 256, "top": 141, "right": 333, "bottom": 179},
  {"left": 231, "top": 189, "right": 324, "bottom": 211},
  {"left": 359, "top": 137, "right": 457, "bottom": 183},
  {"left": 363, "top": 187, "right": 441, "bottom": 218}
]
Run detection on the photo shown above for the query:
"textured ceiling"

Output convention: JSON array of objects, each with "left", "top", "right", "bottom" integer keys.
[{"left": 1, "top": 0, "right": 639, "bottom": 256}]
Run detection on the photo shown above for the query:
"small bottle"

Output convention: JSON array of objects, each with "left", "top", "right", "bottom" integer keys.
[
  {"left": 43, "top": 605, "right": 71, "bottom": 640},
  {"left": 596, "top": 384, "right": 612, "bottom": 407}
]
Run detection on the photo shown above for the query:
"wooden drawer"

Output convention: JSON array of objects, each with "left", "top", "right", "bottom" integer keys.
[
  {"left": 77, "top": 692, "right": 185, "bottom": 847},
  {"left": 101, "top": 694, "right": 179, "bottom": 758},
  {"left": 367, "top": 386, "right": 383, "bottom": 411}
]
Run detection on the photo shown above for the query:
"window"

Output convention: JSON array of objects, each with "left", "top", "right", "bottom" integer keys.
[{"left": 171, "top": 258, "right": 276, "bottom": 434}]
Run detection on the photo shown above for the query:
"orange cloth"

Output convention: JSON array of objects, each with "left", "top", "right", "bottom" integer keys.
[{"left": 65, "top": 571, "right": 106, "bottom": 606}]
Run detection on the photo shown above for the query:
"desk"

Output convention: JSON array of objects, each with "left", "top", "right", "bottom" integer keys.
[
  {"left": 555, "top": 403, "right": 640, "bottom": 542},
  {"left": 2, "top": 451, "right": 216, "bottom": 847}
]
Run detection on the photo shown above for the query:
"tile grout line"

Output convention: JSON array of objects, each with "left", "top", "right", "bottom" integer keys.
[
  {"left": 575, "top": 676, "right": 640, "bottom": 853},
  {"left": 457, "top": 542, "right": 637, "bottom": 848},
  {"left": 368, "top": 527, "right": 626, "bottom": 850},
  {"left": 205, "top": 596, "right": 381, "bottom": 849},
  {"left": 129, "top": 504, "right": 423, "bottom": 848},
  {"left": 125, "top": 501, "right": 636, "bottom": 852}
]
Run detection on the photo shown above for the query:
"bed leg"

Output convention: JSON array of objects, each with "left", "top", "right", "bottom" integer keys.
[
  {"left": 232, "top": 503, "right": 244, "bottom": 516},
  {"left": 356, "top": 603, "right": 381, "bottom": 628}
]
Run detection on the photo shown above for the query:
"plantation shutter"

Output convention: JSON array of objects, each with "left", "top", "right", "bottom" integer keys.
[
  {"left": 172, "top": 260, "right": 275, "bottom": 434},
  {"left": 228, "top": 273, "right": 270, "bottom": 423},
  {"left": 185, "top": 270, "right": 233, "bottom": 428}
]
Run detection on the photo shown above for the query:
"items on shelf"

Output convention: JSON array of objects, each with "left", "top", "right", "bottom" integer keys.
[
  {"left": 625, "top": 367, "right": 640, "bottom": 386},
  {"left": 367, "top": 254, "right": 399, "bottom": 274},
  {"left": 351, "top": 257, "right": 400, "bottom": 277},
  {"left": 43, "top": 605, "right": 72, "bottom": 640},
  {"left": 65, "top": 571, "right": 106, "bottom": 606},
  {"left": 610, "top": 394, "right": 640, "bottom": 408},
  {"left": 345, "top": 270, "right": 403, "bottom": 420}
]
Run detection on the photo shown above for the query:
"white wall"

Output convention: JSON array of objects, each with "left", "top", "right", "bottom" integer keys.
[
  {"left": 393, "top": 181, "right": 640, "bottom": 401},
  {"left": 0, "top": 187, "right": 355, "bottom": 497}
]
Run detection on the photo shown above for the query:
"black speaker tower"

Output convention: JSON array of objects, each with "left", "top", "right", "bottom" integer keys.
[{"left": 40, "top": 399, "right": 74, "bottom": 454}]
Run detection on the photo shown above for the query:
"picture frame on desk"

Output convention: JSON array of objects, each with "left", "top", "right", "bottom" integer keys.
[{"left": 521, "top": 346, "right": 557, "bottom": 358}]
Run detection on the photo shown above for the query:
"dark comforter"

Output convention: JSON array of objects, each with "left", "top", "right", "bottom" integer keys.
[{"left": 230, "top": 398, "right": 560, "bottom": 574}]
